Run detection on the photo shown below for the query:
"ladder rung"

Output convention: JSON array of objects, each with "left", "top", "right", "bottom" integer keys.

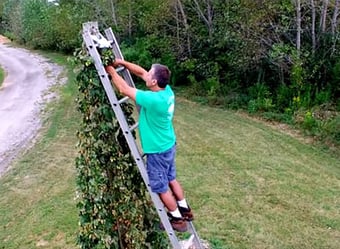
[
  {"left": 118, "top": 96, "right": 130, "bottom": 104},
  {"left": 129, "top": 122, "right": 139, "bottom": 132},
  {"left": 116, "top": 66, "right": 125, "bottom": 73}
]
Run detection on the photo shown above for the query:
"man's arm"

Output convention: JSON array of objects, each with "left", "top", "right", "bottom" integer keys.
[
  {"left": 114, "top": 59, "right": 148, "bottom": 82},
  {"left": 106, "top": 66, "right": 137, "bottom": 101}
]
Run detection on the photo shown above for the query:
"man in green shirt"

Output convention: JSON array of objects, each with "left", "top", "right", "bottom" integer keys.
[{"left": 106, "top": 59, "right": 193, "bottom": 232}]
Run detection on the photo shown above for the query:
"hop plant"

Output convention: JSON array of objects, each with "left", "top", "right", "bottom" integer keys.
[
  {"left": 73, "top": 46, "right": 168, "bottom": 249},
  {"left": 98, "top": 47, "right": 115, "bottom": 67}
]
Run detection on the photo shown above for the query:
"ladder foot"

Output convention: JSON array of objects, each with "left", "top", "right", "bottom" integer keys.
[{"left": 179, "top": 234, "right": 195, "bottom": 249}]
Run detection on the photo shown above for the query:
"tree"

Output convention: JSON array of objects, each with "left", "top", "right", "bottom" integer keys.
[
  {"left": 192, "top": 0, "right": 214, "bottom": 40},
  {"left": 1, "top": 0, "right": 23, "bottom": 41}
]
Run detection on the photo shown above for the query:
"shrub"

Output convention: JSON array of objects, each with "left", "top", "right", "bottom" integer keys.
[
  {"left": 224, "top": 92, "right": 249, "bottom": 110},
  {"left": 49, "top": 3, "right": 83, "bottom": 52},
  {"left": 1, "top": 0, "right": 24, "bottom": 43},
  {"left": 293, "top": 109, "right": 318, "bottom": 135},
  {"left": 322, "top": 116, "right": 340, "bottom": 145},
  {"left": 276, "top": 83, "right": 293, "bottom": 111},
  {"left": 302, "top": 110, "right": 318, "bottom": 132},
  {"left": 247, "top": 82, "right": 274, "bottom": 113},
  {"left": 314, "top": 104, "right": 340, "bottom": 145},
  {"left": 315, "top": 88, "right": 331, "bottom": 105},
  {"left": 247, "top": 99, "right": 258, "bottom": 114},
  {"left": 21, "top": 0, "right": 55, "bottom": 49},
  {"left": 262, "top": 112, "right": 294, "bottom": 124}
]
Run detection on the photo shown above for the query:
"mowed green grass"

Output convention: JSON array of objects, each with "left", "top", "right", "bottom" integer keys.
[
  {"left": 0, "top": 53, "right": 339, "bottom": 249},
  {"left": 175, "top": 99, "right": 340, "bottom": 248}
]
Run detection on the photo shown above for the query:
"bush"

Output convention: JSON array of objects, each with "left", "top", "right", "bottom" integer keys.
[
  {"left": 322, "top": 116, "right": 340, "bottom": 145},
  {"left": 302, "top": 110, "right": 318, "bottom": 132},
  {"left": 315, "top": 88, "right": 331, "bottom": 105},
  {"left": 121, "top": 38, "right": 153, "bottom": 69},
  {"left": 220, "top": 92, "right": 249, "bottom": 110},
  {"left": 247, "top": 82, "right": 275, "bottom": 113},
  {"left": 262, "top": 112, "right": 294, "bottom": 124},
  {"left": 1, "top": 0, "right": 24, "bottom": 43},
  {"left": 21, "top": 0, "right": 55, "bottom": 49},
  {"left": 276, "top": 83, "right": 293, "bottom": 111},
  {"left": 50, "top": 3, "right": 83, "bottom": 52},
  {"left": 314, "top": 104, "right": 340, "bottom": 145},
  {"left": 293, "top": 109, "right": 318, "bottom": 135}
]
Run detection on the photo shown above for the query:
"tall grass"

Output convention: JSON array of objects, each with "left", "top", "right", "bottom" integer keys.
[{"left": 0, "top": 53, "right": 339, "bottom": 249}]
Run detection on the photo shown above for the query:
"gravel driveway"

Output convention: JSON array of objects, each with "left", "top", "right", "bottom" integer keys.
[{"left": 0, "top": 39, "right": 65, "bottom": 176}]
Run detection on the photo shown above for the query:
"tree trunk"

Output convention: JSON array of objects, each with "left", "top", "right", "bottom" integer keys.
[
  {"left": 175, "top": 3, "right": 180, "bottom": 53},
  {"left": 128, "top": 0, "right": 132, "bottom": 38},
  {"left": 311, "top": 0, "right": 316, "bottom": 53},
  {"left": 192, "top": 0, "right": 214, "bottom": 39},
  {"left": 320, "top": 0, "right": 329, "bottom": 32},
  {"left": 110, "top": 0, "right": 118, "bottom": 28},
  {"left": 331, "top": 0, "right": 340, "bottom": 34},
  {"left": 176, "top": 0, "right": 192, "bottom": 56},
  {"left": 331, "top": 0, "right": 340, "bottom": 54},
  {"left": 296, "top": 0, "right": 301, "bottom": 54}
]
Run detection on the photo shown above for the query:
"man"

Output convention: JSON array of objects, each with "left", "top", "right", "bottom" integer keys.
[{"left": 105, "top": 59, "right": 193, "bottom": 232}]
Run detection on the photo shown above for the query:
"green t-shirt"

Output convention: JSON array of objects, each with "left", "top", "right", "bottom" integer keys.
[{"left": 135, "top": 85, "right": 176, "bottom": 153}]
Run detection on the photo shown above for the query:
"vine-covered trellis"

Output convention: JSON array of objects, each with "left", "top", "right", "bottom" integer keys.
[{"left": 74, "top": 47, "right": 168, "bottom": 248}]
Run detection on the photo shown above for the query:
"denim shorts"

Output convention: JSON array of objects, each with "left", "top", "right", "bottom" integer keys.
[{"left": 146, "top": 144, "right": 176, "bottom": 194}]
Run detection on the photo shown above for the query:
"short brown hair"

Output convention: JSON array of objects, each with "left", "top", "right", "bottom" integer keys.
[{"left": 151, "top": 64, "right": 171, "bottom": 88}]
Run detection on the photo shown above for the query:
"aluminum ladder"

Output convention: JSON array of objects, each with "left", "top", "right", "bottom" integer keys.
[{"left": 82, "top": 21, "right": 204, "bottom": 249}]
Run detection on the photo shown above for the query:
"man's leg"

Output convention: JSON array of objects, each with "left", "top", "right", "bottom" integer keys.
[
  {"left": 169, "top": 179, "right": 194, "bottom": 221},
  {"left": 159, "top": 189, "right": 178, "bottom": 211},
  {"left": 169, "top": 179, "right": 184, "bottom": 201},
  {"left": 159, "top": 189, "right": 187, "bottom": 232},
  {"left": 159, "top": 187, "right": 183, "bottom": 220}
]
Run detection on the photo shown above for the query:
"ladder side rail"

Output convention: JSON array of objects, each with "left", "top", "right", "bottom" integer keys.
[
  {"left": 105, "top": 28, "right": 141, "bottom": 114},
  {"left": 104, "top": 28, "right": 204, "bottom": 249},
  {"left": 82, "top": 31, "right": 182, "bottom": 249},
  {"left": 104, "top": 28, "right": 136, "bottom": 89},
  {"left": 187, "top": 221, "right": 204, "bottom": 248}
]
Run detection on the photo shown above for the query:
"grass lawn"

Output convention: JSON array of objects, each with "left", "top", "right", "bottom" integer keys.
[
  {"left": 0, "top": 65, "right": 4, "bottom": 87},
  {"left": 0, "top": 52, "right": 339, "bottom": 249}
]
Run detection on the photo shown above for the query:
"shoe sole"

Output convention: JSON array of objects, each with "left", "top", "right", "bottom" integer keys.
[
  {"left": 181, "top": 214, "right": 194, "bottom": 221},
  {"left": 159, "top": 222, "right": 188, "bottom": 232}
]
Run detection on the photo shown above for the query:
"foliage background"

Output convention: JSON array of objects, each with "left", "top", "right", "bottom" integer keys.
[{"left": 1, "top": 0, "right": 339, "bottom": 149}]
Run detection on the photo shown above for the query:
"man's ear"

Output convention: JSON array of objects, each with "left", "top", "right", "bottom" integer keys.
[{"left": 151, "top": 79, "right": 158, "bottom": 86}]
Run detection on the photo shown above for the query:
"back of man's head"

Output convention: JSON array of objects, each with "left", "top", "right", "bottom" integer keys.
[{"left": 152, "top": 64, "right": 171, "bottom": 88}]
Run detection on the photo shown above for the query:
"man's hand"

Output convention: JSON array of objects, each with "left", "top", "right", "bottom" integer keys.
[
  {"left": 105, "top": 64, "right": 137, "bottom": 101},
  {"left": 112, "top": 58, "right": 124, "bottom": 68},
  {"left": 105, "top": 65, "right": 116, "bottom": 75},
  {"left": 108, "top": 59, "right": 148, "bottom": 82}
]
